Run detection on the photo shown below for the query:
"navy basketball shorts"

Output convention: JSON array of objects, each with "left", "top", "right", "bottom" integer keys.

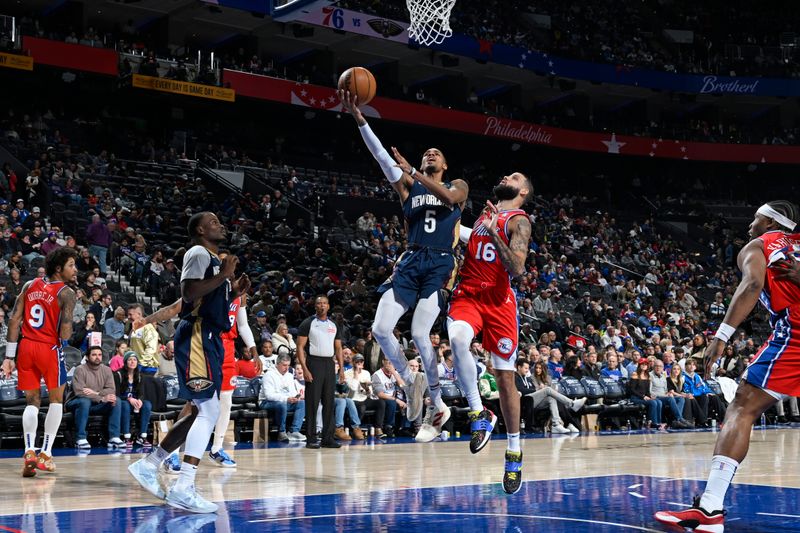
[
  {"left": 377, "top": 248, "right": 457, "bottom": 309},
  {"left": 174, "top": 318, "right": 224, "bottom": 400}
]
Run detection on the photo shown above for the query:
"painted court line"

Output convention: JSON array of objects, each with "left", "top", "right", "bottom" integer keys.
[
  {"left": 249, "top": 511, "right": 665, "bottom": 532},
  {"left": 666, "top": 502, "right": 691, "bottom": 508},
  {"left": 756, "top": 512, "right": 800, "bottom": 519}
]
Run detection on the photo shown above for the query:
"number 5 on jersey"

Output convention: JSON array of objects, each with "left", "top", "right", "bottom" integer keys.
[{"left": 475, "top": 242, "right": 496, "bottom": 262}]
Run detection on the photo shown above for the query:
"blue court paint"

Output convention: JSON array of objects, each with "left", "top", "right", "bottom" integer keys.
[{"left": 1, "top": 475, "right": 799, "bottom": 532}]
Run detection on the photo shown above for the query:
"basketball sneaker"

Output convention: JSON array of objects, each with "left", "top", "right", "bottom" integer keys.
[
  {"left": 22, "top": 450, "right": 37, "bottom": 478},
  {"left": 166, "top": 483, "right": 218, "bottom": 514},
  {"left": 36, "top": 451, "right": 56, "bottom": 473},
  {"left": 468, "top": 409, "right": 497, "bottom": 454},
  {"left": 654, "top": 496, "right": 726, "bottom": 533},
  {"left": 128, "top": 458, "right": 166, "bottom": 500},
  {"left": 403, "top": 372, "right": 426, "bottom": 422},
  {"left": 415, "top": 403, "right": 451, "bottom": 443},
  {"left": 163, "top": 452, "right": 182, "bottom": 475},
  {"left": 503, "top": 450, "right": 523, "bottom": 495},
  {"left": 208, "top": 449, "right": 236, "bottom": 468}
]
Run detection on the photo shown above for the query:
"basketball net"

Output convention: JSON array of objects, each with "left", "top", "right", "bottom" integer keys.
[{"left": 406, "top": 0, "right": 456, "bottom": 46}]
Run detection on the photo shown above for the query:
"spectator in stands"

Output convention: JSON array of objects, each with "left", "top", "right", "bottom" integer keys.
[
  {"left": 109, "top": 341, "right": 127, "bottom": 372},
  {"left": 438, "top": 350, "right": 456, "bottom": 380},
  {"left": 70, "top": 312, "right": 100, "bottom": 353},
  {"left": 667, "top": 361, "right": 704, "bottom": 426},
  {"left": 235, "top": 349, "right": 259, "bottom": 379},
  {"left": 251, "top": 310, "right": 272, "bottom": 343},
  {"left": 259, "top": 353, "right": 306, "bottom": 442},
  {"left": 114, "top": 351, "right": 153, "bottom": 446},
  {"left": 533, "top": 289, "right": 554, "bottom": 317},
  {"left": 547, "top": 348, "right": 565, "bottom": 379},
  {"left": 5, "top": 268, "right": 23, "bottom": 300},
  {"left": 157, "top": 341, "right": 177, "bottom": 377},
  {"left": 716, "top": 345, "right": 745, "bottom": 380},
  {"left": 158, "top": 258, "right": 179, "bottom": 302},
  {"left": 127, "top": 304, "right": 159, "bottom": 374},
  {"left": 258, "top": 339, "right": 276, "bottom": 372},
  {"left": 67, "top": 346, "right": 124, "bottom": 449},
  {"left": 518, "top": 360, "right": 579, "bottom": 434},
  {"left": 563, "top": 355, "right": 583, "bottom": 379},
  {"left": 689, "top": 334, "right": 707, "bottom": 364},
  {"left": 271, "top": 323, "right": 296, "bottom": 357},
  {"left": 682, "top": 359, "right": 716, "bottom": 427},
  {"left": 581, "top": 349, "right": 601, "bottom": 379},
  {"left": 89, "top": 292, "right": 114, "bottom": 326},
  {"left": 662, "top": 350, "right": 676, "bottom": 373},
  {"left": 104, "top": 306, "right": 126, "bottom": 340},
  {"left": 650, "top": 359, "right": 692, "bottom": 428},
  {"left": 86, "top": 214, "right": 111, "bottom": 275},
  {"left": 333, "top": 360, "right": 365, "bottom": 441},
  {"left": 371, "top": 358, "right": 405, "bottom": 438},
  {"left": 601, "top": 354, "right": 623, "bottom": 381},
  {"left": 601, "top": 326, "right": 622, "bottom": 351},
  {"left": 629, "top": 359, "right": 665, "bottom": 430},
  {"left": 40, "top": 231, "right": 61, "bottom": 255},
  {"left": 77, "top": 247, "right": 100, "bottom": 275}
]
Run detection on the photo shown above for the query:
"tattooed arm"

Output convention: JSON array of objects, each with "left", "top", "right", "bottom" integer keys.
[{"left": 483, "top": 202, "right": 531, "bottom": 278}]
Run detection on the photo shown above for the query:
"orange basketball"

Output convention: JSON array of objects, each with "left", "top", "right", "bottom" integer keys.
[{"left": 338, "top": 67, "right": 376, "bottom": 105}]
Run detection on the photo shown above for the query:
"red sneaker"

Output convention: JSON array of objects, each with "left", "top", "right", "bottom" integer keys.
[{"left": 654, "top": 496, "right": 726, "bottom": 533}]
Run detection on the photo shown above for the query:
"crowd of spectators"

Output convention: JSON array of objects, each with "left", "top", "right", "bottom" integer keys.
[
  {"left": 0, "top": 91, "right": 798, "bottom": 449},
  {"left": 338, "top": 0, "right": 800, "bottom": 78}
]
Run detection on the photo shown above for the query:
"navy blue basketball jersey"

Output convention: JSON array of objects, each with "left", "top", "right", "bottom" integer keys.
[
  {"left": 403, "top": 180, "right": 462, "bottom": 250},
  {"left": 179, "top": 245, "right": 233, "bottom": 334}
]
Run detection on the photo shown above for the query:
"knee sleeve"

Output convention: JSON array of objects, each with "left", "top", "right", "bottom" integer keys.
[{"left": 183, "top": 394, "right": 220, "bottom": 460}]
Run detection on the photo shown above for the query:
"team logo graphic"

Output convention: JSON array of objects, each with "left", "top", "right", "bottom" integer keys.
[
  {"left": 186, "top": 378, "right": 214, "bottom": 392},
  {"left": 230, "top": 376, "right": 238, "bottom": 388},
  {"left": 497, "top": 337, "right": 513, "bottom": 355},
  {"left": 367, "top": 18, "right": 405, "bottom": 38}
]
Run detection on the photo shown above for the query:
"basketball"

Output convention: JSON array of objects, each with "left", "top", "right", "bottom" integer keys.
[{"left": 338, "top": 66, "right": 376, "bottom": 105}]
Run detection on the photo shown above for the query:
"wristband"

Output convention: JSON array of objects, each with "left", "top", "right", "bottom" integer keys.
[
  {"left": 408, "top": 167, "right": 417, "bottom": 177},
  {"left": 5, "top": 342, "right": 17, "bottom": 360},
  {"left": 714, "top": 323, "right": 736, "bottom": 343}
]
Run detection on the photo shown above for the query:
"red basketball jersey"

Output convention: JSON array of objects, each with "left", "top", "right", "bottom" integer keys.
[
  {"left": 21, "top": 278, "right": 66, "bottom": 345},
  {"left": 760, "top": 230, "right": 800, "bottom": 315},
  {"left": 220, "top": 296, "right": 241, "bottom": 342},
  {"left": 458, "top": 209, "right": 528, "bottom": 291}
]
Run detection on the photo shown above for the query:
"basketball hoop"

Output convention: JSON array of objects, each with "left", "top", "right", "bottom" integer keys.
[{"left": 406, "top": 0, "right": 456, "bottom": 46}]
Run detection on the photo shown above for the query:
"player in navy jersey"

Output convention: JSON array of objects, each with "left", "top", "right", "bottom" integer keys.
[
  {"left": 129, "top": 212, "right": 250, "bottom": 513},
  {"left": 2, "top": 248, "right": 78, "bottom": 477},
  {"left": 340, "top": 89, "right": 468, "bottom": 441}
]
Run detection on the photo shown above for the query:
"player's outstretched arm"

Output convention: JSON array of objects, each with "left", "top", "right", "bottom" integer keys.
[
  {"left": 391, "top": 146, "right": 468, "bottom": 207},
  {"left": 484, "top": 204, "right": 531, "bottom": 278},
  {"left": 135, "top": 299, "right": 182, "bottom": 330},
  {"left": 702, "top": 239, "right": 765, "bottom": 378},
  {"left": 1, "top": 281, "right": 32, "bottom": 374},
  {"left": 338, "top": 89, "right": 411, "bottom": 201}
]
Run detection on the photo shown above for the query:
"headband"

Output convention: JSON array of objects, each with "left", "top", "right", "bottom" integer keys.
[{"left": 756, "top": 204, "right": 796, "bottom": 231}]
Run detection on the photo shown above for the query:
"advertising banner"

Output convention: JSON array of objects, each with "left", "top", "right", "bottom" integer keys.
[
  {"left": 133, "top": 74, "right": 236, "bottom": 102},
  {"left": 291, "top": 5, "right": 409, "bottom": 43},
  {"left": 0, "top": 52, "right": 33, "bottom": 71},
  {"left": 224, "top": 69, "right": 800, "bottom": 164}
]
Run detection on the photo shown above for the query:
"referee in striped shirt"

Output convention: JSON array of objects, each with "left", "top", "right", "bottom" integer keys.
[{"left": 297, "top": 295, "right": 345, "bottom": 448}]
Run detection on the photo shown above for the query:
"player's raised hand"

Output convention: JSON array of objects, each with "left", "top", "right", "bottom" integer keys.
[
  {"left": 232, "top": 273, "right": 250, "bottom": 297},
  {"left": 221, "top": 254, "right": 238, "bottom": 279},
  {"left": 482, "top": 200, "right": 499, "bottom": 234},
  {"left": 338, "top": 89, "right": 364, "bottom": 122},
  {"left": 390, "top": 147, "right": 414, "bottom": 176}
]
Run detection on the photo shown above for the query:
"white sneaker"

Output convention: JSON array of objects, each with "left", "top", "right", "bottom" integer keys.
[
  {"left": 166, "top": 483, "right": 218, "bottom": 514},
  {"left": 108, "top": 437, "right": 125, "bottom": 448},
  {"left": 571, "top": 397, "right": 587, "bottom": 412},
  {"left": 551, "top": 424, "right": 571, "bottom": 434},
  {"left": 128, "top": 458, "right": 166, "bottom": 500},
  {"left": 567, "top": 424, "right": 580, "bottom": 433},
  {"left": 76, "top": 439, "right": 91, "bottom": 450},
  {"left": 415, "top": 403, "right": 451, "bottom": 443},
  {"left": 288, "top": 431, "right": 307, "bottom": 442}
]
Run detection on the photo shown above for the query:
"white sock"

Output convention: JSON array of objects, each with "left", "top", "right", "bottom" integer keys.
[
  {"left": 175, "top": 461, "right": 198, "bottom": 491},
  {"left": 212, "top": 391, "right": 233, "bottom": 454},
  {"left": 146, "top": 445, "right": 170, "bottom": 467},
  {"left": 42, "top": 403, "right": 63, "bottom": 455},
  {"left": 22, "top": 405, "right": 39, "bottom": 452},
  {"left": 507, "top": 432, "right": 521, "bottom": 452},
  {"left": 700, "top": 455, "right": 739, "bottom": 511}
]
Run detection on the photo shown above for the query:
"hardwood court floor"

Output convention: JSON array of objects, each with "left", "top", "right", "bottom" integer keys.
[{"left": 0, "top": 427, "right": 799, "bottom": 532}]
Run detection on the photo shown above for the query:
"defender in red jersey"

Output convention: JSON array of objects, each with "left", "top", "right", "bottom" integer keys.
[
  {"left": 135, "top": 266, "right": 257, "bottom": 469},
  {"left": 447, "top": 172, "right": 532, "bottom": 495},
  {"left": 2, "top": 248, "right": 78, "bottom": 478},
  {"left": 655, "top": 201, "right": 800, "bottom": 532}
]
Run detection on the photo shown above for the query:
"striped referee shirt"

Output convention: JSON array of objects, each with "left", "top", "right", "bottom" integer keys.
[{"left": 297, "top": 316, "right": 340, "bottom": 357}]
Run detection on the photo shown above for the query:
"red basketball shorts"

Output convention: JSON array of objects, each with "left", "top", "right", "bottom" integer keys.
[
  {"left": 221, "top": 339, "right": 237, "bottom": 392},
  {"left": 448, "top": 285, "right": 518, "bottom": 361},
  {"left": 17, "top": 338, "right": 67, "bottom": 391}
]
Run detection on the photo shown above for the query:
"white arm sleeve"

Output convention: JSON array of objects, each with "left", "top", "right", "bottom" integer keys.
[
  {"left": 459, "top": 224, "right": 472, "bottom": 243},
  {"left": 236, "top": 306, "right": 256, "bottom": 348},
  {"left": 358, "top": 122, "right": 403, "bottom": 183}
]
